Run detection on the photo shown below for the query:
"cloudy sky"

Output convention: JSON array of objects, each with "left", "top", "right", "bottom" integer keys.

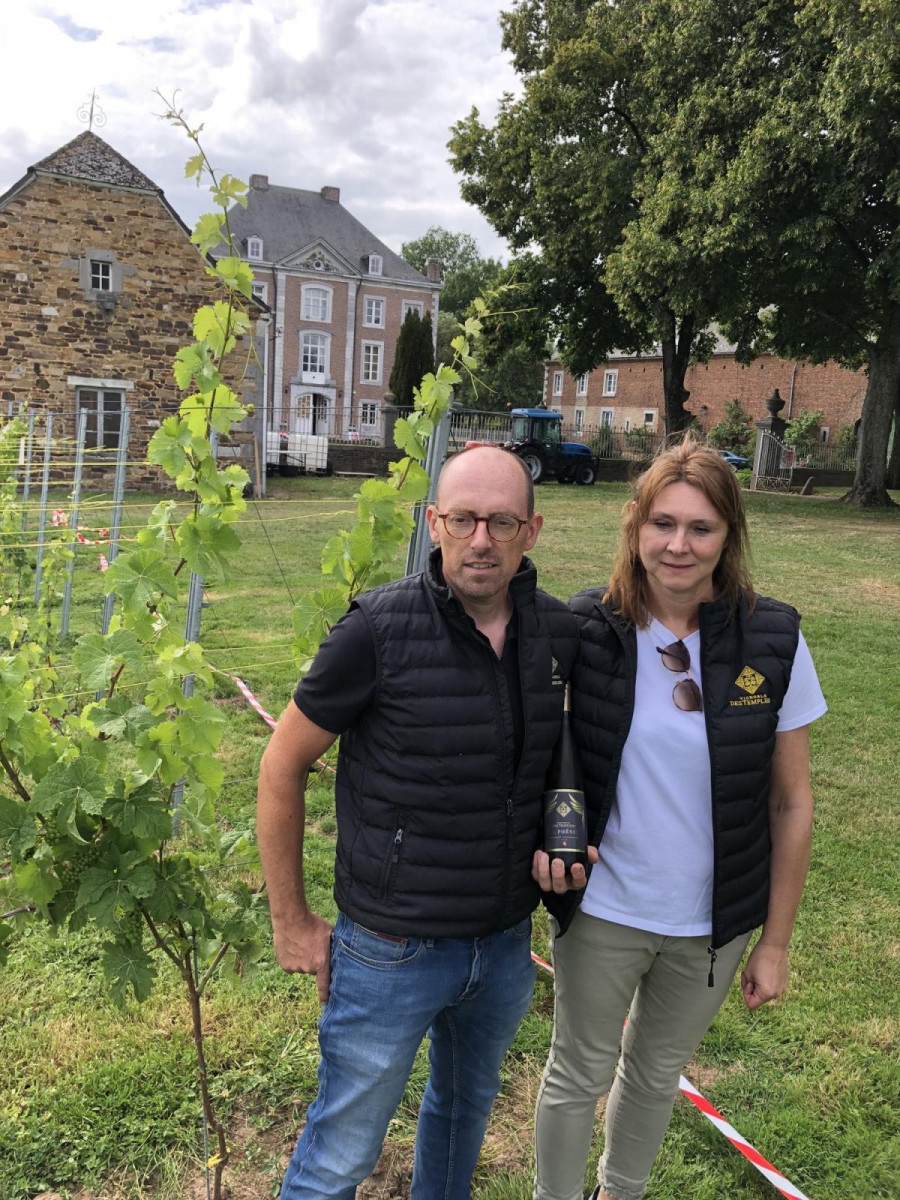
[{"left": 1, "top": 0, "right": 520, "bottom": 259}]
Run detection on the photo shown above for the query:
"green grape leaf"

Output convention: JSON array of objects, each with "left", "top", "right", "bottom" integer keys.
[
  {"left": 73, "top": 630, "right": 143, "bottom": 690},
  {"left": 32, "top": 758, "right": 106, "bottom": 840},
  {"left": 103, "top": 940, "right": 157, "bottom": 1004},
  {"left": 137, "top": 499, "right": 178, "bottom": 551},
  {"left": 0, "top": 793, "right": 37, "bottom": 858},
  {"left": 173, "top": 343, "right": 221, "bottom": 393},
  {"left": 105, "top": 790, "right": 172, "bottom": 840},
  {"left": 293, "top": 586, "right": 349, "bottom": 643},
  {"left": 175, "top": 513, "right": 240, "bottom": 578},
  {"left": 147, "top": 417, "right": 194, "bottom": 479},
  {"left": 392, "top": 460, "right": 431, "bottom": 503},
  {"left": 105, "top": 550, "right": 178, "bottom": 612},
  {"left": 190, "top": 212, "right": 223, "bottom": 253},
  {"left": 214, "top": 256, "right": 254, "bottom": 298},
  {"left": 15, "top": 853, "right": 60, "bottom": 906},
  {"left": 185, "top": 153, "right": 206, "bottom": 181},
  {"left": 76, "top": 865, "right": 137, "bottom": 925}
]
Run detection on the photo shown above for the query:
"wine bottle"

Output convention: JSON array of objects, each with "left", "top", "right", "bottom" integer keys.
[{"left": 542, "top": 686, "right": 588, "bottom": 875}]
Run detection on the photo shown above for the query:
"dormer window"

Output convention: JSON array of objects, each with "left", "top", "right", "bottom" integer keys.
[
  {"left": 367, "top": 254, "right": 383, "bottom": 276},
  {"left": 247, "top": 237, "right": 263, "bottom": 261}
]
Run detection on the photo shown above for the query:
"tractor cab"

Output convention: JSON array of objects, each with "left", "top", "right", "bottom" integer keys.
[{"left": 507, "top": 408, "right": 597, "bottom": 485}]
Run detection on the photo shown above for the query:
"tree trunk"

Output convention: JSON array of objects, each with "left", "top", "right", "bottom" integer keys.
[
  {"left": 843, "top": 301, "right": 900, "bottom": 508},
  {"left": 885, "top": 386, "right": 900, "bottom": 491},
  {"left": 660, "top": 308, "right": 695, "bottom": 434}
]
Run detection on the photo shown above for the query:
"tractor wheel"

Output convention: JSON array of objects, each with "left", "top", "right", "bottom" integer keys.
[
  {"left": 575, "top": 462, "right": 597, "bottom": 486},
  {"left": 520, "top": 451, "right": 544, "bottom": 483}
]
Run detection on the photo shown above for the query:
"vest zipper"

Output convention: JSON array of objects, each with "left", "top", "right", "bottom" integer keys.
[
  {"left": 707, "top": 945, "right": 717, "bottom": 988},
  {"left": 380, "top": 815, "right": 406, "bottom": 899},
  {"left": 481, "top": 638, "right": 515, "bottom": 927},
  {"left": 699, "top": 608, "right": 720, "bottom": 959}
]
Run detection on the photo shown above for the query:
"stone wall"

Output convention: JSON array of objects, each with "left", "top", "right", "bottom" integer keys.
[{"left": 0, "top": 174, "right": 260, "bottom": 489}]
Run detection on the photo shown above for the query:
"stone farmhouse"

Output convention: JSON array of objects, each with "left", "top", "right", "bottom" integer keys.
[
  {"left": 0, "top": 131, "right": 266, "bottom": 487},
  {"left": 224, "top": 176, "right": 441, "bottom": 442},
  {"left": 546, "top": 332, "right": 866, "bottom": 445}
]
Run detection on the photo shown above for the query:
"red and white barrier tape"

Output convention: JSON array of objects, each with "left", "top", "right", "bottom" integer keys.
[
  {"left": 229, "top": 674, "right": 278, "bottom": 730},
  {"left": 530, "top": 952, "right": 810, "bottom": 1200}
]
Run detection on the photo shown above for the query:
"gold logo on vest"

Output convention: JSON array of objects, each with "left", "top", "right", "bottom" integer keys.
[
  {"left": 730, "top": 665, "right": 770, "bottom": 707},
  {"left": 735, "top": 667, "right": 765, "bottom": 695}
]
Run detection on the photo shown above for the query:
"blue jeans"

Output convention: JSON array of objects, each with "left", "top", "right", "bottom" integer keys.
[{"left": 281, "top": 911, "right": 535, "bottom": 1200}]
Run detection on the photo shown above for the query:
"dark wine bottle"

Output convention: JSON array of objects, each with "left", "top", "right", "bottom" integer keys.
[{"left": 542, "top": 687, "right": 588, "bottom": 875}]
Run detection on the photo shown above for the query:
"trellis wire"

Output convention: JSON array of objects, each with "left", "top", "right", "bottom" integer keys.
[
  {"left": 100, "top": 405, "right": 133, "bottom": 636},
  {"left": 32, "top": 413, "right": 54, "bottom": 604}
]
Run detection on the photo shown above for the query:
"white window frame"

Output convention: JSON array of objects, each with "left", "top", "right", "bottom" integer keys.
[
  {"left": 247, "top": 237, "right": 263, "bottom": 261},
  {"left": 300, "top": 331, "right": 331, "bottom": 383},
  {"left": 624, "top": 418, "right": 632, "bottom": 433},
  {"left": 76, "top": 387, "right": 124, "bottom": 452},
  {"left": 552, "top": 370, "right": 563, "bottom": 397},
  {"left": 368, "top": 254, "right": 383, "bottom": 276},
  {"left": 574, "top": 408, "right": 585, "bottom": 434},
  {"left": 360, "top": 340, "right": 383, "bottom": 384},
  {"left": 576, "top": 373, "right": 589, "bottom": 398},
  {"left": 363, "top": 296, "right": 386, "bottom": 328},
  {"left": 251, "top": 281, "right": 268, "bottom": 304},
  {"left": 402, "top": 299, "right": 424, "bottom": 320},
  {"left": 602, "top": 369, "right": 618, "bottom": 397},
  {"left": 302, "top": 284, "right": 332, "bottom": 323},
  {"left": 90, "top": 260, "right": 112, "bottom": 291},
  {"left": 360, "top": 400, "right": 379, "bottom": 428},
  {"left": 819, "top": 426, "right": 830, "bottom": 443},
  {"left": 643, "top": 410, "right": 655, "bottom": 425},
  {"left": 600, "top": 408, "right": 614, "bottom": 428}
]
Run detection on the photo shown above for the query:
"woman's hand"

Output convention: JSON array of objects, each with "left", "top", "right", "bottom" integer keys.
[
  {"left": 531, "top": 846, "right": 599, "bottom": 893},
  {"left": 740, "top": 940, "right": 789, "bottom": 1010}
]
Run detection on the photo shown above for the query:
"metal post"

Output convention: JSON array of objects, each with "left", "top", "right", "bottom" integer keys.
[
  {"left": 21, "top": 411, "right": 36, "bottom": 532},
  {"left": 405, "top": 405, "right": 453, "bottom": 577},
  {"left": 100, "top": 406, "right": 132, "bottom": 635},
  {"left": 33, "top": 414, "right": 54, "bottom": 604},
  {"left": 60, "top": 409, "right": 88, "bottom": 637},
  {"left": 171, "top": 431, "right": 218, "bottom": 828}
]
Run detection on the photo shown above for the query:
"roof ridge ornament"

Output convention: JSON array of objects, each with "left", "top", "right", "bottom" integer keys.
[{"left": 77, "top": 89, "right": 107, "bottom": 133}]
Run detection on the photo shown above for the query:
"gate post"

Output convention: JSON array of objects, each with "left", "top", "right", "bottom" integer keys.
[{"left": 752, "top": 389, "right": 788, "bottom": 490}]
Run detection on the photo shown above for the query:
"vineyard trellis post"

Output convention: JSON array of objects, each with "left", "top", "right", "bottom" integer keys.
[
  {"left": 60, "top": 408, "right": 88, "bottom": 637},
  {"left": 99, "top": 404, "right": 133, "bottom": 636},
  {"left": 32, "top": 412, "right": 54, "bottom": 603},
  {"left": 404, "top": 404, "right": 453, "bottom": 576},
  {"left": 20, "top": 410, "right": 36, "bottom": 531}
]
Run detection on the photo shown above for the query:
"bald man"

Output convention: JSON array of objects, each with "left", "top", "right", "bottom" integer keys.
[{"left": 259, "top": 446, "right": 578, "bottom": 1200}]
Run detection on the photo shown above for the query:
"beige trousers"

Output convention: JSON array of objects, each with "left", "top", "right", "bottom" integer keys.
[{"left": 534, "top": 910, "right": 750, "bottom": 1200}]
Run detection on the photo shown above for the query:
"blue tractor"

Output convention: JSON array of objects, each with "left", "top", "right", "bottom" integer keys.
[{"left": 507, "top": 408, "right": 598, "bottom": 485}]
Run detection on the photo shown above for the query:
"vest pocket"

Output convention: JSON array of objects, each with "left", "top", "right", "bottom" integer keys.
[{"left": 379, "top": 811, "right": 407, "bottom": 899}]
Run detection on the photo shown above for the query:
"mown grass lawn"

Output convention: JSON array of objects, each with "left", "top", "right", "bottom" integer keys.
[{"left": 1, "top": 477, "right": 898, "bottom": 1200}]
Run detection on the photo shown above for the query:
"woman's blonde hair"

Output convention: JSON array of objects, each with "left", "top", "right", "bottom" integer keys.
[{"left": 605, "top": 437, "right": 754, "bottom": 626}]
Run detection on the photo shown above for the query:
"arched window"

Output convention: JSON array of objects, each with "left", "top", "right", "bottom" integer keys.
[{"left": 302, "top": 284, "right": 332, "bottom": 323}]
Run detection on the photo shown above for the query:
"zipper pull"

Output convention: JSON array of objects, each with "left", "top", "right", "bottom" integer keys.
[
  {"left": 392, "top": 828, "right": 403, "bottom": 862},
  {"left": 507, "top": 797, "right": 513, "bottom": 818},
  {"left": 707, "top": 946, "right": 717, "bottom": 988}
]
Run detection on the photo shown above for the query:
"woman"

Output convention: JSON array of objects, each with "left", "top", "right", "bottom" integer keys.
[{"left": 533, "top": 439, "right": 826, "bottom": 1200}]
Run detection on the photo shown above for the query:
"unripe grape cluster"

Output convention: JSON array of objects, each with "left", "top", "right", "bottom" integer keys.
[{"left": 56, "top": 838, "right": 102, "bottom": 888}]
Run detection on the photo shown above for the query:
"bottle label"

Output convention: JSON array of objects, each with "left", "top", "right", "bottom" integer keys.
[{"left": 543, "top": 788, "right": 586, "bottom": 852}]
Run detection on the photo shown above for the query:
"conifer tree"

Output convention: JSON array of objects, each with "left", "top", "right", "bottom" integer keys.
[{"left": 390, "top": 310, "right": 436, "bottom": 408}]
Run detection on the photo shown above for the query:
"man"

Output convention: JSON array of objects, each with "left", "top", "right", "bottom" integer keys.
[{"left": 258, "top": 445, "right": 579, "bottom": 1199}]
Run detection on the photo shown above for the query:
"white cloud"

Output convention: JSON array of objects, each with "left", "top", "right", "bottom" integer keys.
[{"left": 1, "top": 0, "right": 519, "bottom": 259}]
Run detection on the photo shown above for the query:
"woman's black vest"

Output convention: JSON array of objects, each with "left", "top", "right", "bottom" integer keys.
[
  {"left": 547, "top": 588, "right": 800, "bottom": 949},
  {"left": 333, "top": 552, "right": 579, "bottom": 938}
]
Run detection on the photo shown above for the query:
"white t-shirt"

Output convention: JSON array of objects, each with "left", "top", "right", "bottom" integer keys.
[{"left": 580, "top": 619, "right": 827, "bottom": 938}]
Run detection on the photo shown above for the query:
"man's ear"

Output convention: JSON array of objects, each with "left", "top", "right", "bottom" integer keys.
[
  {"left": 425, "top": 504, "right": 440, "bottom": 544},
  {"left": 523, "top": 512, "right": 544, "bottom": 551}
]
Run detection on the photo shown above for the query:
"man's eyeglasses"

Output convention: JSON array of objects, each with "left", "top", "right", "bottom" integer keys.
[
  {"left": 656, "top": 640, "right": 703, "bottom": 712},
  {"left": 435, "top": 511, "right": 530, "bottom": 543}
]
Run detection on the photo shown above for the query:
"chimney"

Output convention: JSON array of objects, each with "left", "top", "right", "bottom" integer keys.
[
  {"left": 321, "top": 186, "right": 340, "bottom": 203},
  {"left": 250, "top": 174, "right": 269, "bottom": 190},
  {"left": 426, "top": 257, "right": 442, "bottom": 283}
]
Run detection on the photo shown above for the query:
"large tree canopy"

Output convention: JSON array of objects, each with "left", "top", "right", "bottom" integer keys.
[{"left": 451, "top": 0, "right": 900, "bottom": 500}]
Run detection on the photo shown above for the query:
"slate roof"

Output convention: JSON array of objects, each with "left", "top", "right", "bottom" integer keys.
[
  {"left": 225, "top": 182, "right": 430, "bottom": 284},
  {"left": 30, "top": 131, "right": 161, "bottom": 193}
]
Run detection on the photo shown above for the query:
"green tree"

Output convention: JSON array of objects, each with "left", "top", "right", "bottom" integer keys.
[
  {"left": 389, "top": 310, "right": 435, "bottom": 408},
  {"left": 644, "top": 0, "right": 900, "bottom": 506},
  {"left": 707, "top": 400, "right": 755, "bottom": 457},
  {"left": 401, "top": 226, "right": 503, "bottom": 316},
  {"left": 449, "top": 0, "right": 735, "bottom": 433},
  {"left": 784, "top": 410, "right": 825, "bottom": 461}
]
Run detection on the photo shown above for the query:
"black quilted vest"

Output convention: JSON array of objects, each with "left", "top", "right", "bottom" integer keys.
[
  {"left": 547, "top": 587, "right": 800, "bottom": 949},
  {"left": 332, "top": 551, "right": 579, "bottom": 938}
]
